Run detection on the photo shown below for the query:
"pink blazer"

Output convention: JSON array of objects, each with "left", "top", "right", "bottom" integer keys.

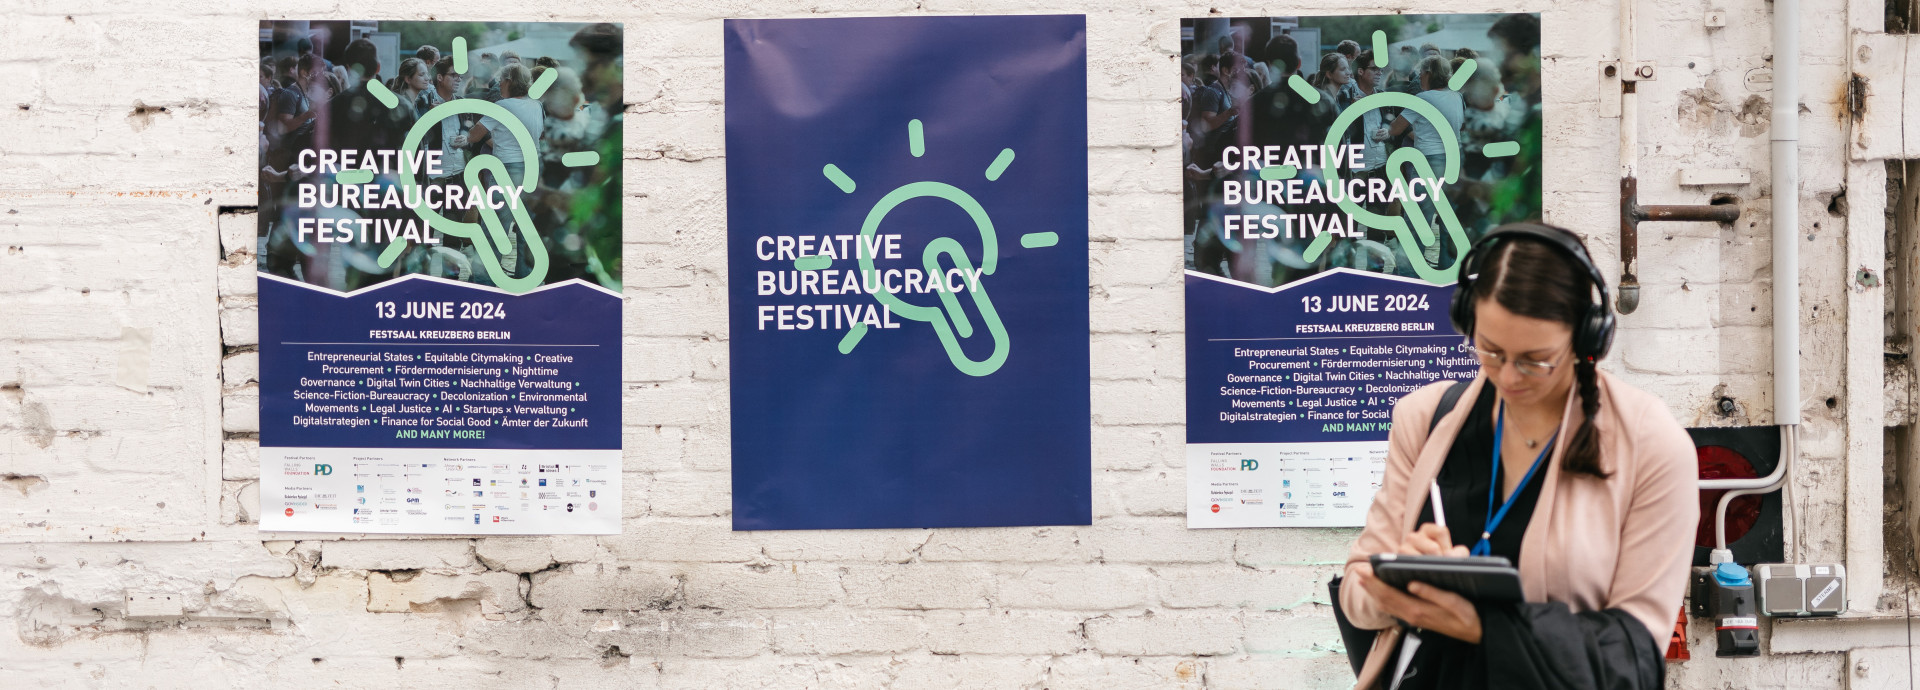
[{"left": 1341, "top": 371, "right": 1699, "bottom": 683}]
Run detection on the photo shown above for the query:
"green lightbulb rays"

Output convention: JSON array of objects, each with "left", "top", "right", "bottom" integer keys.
[
  {"left": 801, "top": 119, "right": 1058, "bottom": 376},
  {"left": 365, "top": 35, "right": 609, "bottom": 293},
  {"left": 1279, "top": 30, "right": 1522, "bottom": 286}
]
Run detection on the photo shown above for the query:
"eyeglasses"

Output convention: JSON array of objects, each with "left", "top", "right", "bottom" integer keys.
[{"left": 1471, "top": 342, "right": 1566, "bottom": 379}]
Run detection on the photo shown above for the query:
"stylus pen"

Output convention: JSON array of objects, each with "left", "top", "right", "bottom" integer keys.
[{"left": 1429, "top": 481, "right": 1447, "bottom": 528}]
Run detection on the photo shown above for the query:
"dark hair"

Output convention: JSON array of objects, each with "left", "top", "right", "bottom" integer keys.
[
  {"left": 416, "top": 45, "right": 441, "bottom": 65},
  {"left": 1264, "top": 34, "right": 1301, "bottom": 76},
  {"left": 295, "top": 36, "right": 313, "bottom": 55},
  {"left": 1334, "top": 39, "right": 1361, "bottom": 59},
  {"left": 1489, "top": 13, "right": 1542, "bottom": 55},
  {"left": 1312, "top": 53, "right": 1348, "bottom": 90},
  {"left": 569, "top": 23, "right": 623, "bottom": 62},
  {"left": 390, "top": 57, "right": 426, "bottom": 92},
  {"left": 1470, "top": 236, "right": 1609, "bottom": 478},
  {"left": 340, "top": 38, "right": 380, "bottom": 79},
  {"left": 1416, "top": 55, "right": 1452, "bottom": 89},
  {"left": 534, "top": 56, "right": 560, "bottom": 69},
  {"left": 295, "top": 53, "right": 323, "bottom": 79},
  {"left": 1354, "top": 50, "right": 1378, "bottom": 72},
  {"left": 1454, "top": 47, "right": 1479, "bottom": 60},
  {"left": 433, "top": 56, "right": 458, "bottom": 79},
  {"left": 1217, "top": 50, "right": 1243, "bottom": 75}
]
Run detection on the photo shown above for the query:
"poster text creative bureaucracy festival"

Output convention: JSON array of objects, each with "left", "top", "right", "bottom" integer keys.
[
  {"left": 726, "top": 15, "right": 1092, "bottom": 530},
  {"left": 1183, "top": 14, "right": 1544, "bottom": 528},
  {"left": 256, "top": 21, "right": 624, "bottom": 534}
]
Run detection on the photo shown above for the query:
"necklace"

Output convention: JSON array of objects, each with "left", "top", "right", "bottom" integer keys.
[{"left": 1501, "top": 402, "right": 1557, "bottom": 449}]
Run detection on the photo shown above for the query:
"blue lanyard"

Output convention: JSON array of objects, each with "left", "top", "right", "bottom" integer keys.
[{"left": 1471, "top": 401, "right": 1558, "bottom": 557}]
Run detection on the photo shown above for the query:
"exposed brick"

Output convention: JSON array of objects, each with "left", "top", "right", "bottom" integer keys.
[
  {"left": 321, "top": 539, "right": 476, "bottom": 571},
  {"left": 366, "top": 571, "right": 523, "bottom": 614},
  {"left": 996, "top": 564, "right": 1153, "bottom": 610},
  {"left": 839, "top": 563, "right": 996, "bottom": 609},
  {"left": 530, "top": 563, "right": 680, "bottom": 612},
  {"left": 771, "top": 611, "right": 926, "bottom": 655},
  {"left": 681, "top": 562, "right": 841, "bottom": 610},
  {"left": 1084, "top": 610, "right": 1240, "bottom": 656},
  {"left": 922, "top": 610, "right": 1086, "bottom": 655}
]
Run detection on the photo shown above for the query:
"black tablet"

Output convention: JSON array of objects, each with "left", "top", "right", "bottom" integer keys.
[{"left": 1369, "top": 553, "right": 1525, "bottom": 602}]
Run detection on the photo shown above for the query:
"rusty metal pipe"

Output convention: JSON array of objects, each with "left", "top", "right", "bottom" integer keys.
[{"left": 1615, "top": 175, "right": 1743, "bottom": 314}]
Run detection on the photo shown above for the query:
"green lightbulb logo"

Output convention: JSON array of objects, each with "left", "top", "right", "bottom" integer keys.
[
  {"left": 1265, "top": 30, "right": 1523, "bottom": 286},
  {"left": 798, "top": 119, "right": 1059, "bottom": 377}
]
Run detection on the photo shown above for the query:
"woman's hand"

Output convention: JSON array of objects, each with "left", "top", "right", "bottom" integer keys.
[
  {"left": 1398, "top": 522, "right": 1469, "bottom": 558},
  {"left": 1357, "top": 572, "right": 1483, "bottom": 644},
  {"left": 1356, "top": 523, "right": 1483, "bottom": 643}
]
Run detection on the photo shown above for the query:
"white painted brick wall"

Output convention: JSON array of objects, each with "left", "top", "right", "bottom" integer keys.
[{"left": 0, "top": 0, "right": 1891, "bottom": 687}]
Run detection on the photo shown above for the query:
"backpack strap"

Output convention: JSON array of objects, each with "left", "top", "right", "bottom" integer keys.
[{"left": 1427, "top": 379, "right": 1469, "bottom": 436}]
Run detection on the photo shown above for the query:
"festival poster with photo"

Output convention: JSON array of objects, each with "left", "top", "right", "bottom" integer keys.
[
  {"left": 254, "top": 20, "right": 625, "bottom": 534},
  {"left": 1181, "top": 14, "right": 1543, "bottom": 528},
  {"left": 725, "top": 15, "right": 1091, "bottom": 530}
]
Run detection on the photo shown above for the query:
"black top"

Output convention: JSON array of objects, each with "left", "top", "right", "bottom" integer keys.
[
  {"left": 1416, "top": 383, "right": 1548, "bottom": 564},
  {"left": 1397, "top": 383, "right": 1550, "bottom": 690}
]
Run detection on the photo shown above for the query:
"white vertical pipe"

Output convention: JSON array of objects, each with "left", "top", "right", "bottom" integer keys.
[
  {"left": 1618, "top": 0, "right": 1637, "bottom": 180},
  {"left": 1772, "top": 0, "right": 1800, "bottom": 425},
  {"left": 1707, "top": 0, "right": 1802, "bottom": 567}
]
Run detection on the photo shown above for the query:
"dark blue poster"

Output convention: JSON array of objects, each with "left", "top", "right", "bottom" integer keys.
[
  {"left": 725, "top": 15, "right": 1090, "bottom": 530},
  {"left": 1180, "top": 15, "right": 1542, "bottom": 527},
  {"left": 255, "top": 21, "right": 625, "bottom": 534}
]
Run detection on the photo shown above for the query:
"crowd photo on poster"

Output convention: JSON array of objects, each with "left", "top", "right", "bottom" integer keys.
[
  {"left": 256, "top": 20, "right": 625, "bottom": 293},
  {"left": 1181, "top": 13, "right": 1543, "bottom": 288}
]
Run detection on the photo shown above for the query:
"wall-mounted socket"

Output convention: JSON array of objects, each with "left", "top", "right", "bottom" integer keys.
[{"left": 1758, "top": 564, "right": 1846, "bottom": 616}]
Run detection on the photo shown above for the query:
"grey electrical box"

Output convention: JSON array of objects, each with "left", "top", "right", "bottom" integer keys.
[{"left": 1757, "top": 564, "right": 1845, "bottom": 616}]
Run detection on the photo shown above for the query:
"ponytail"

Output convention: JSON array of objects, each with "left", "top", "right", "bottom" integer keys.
[{"left": 1564, "top": 357, "right": 1609, "bottom": 478}]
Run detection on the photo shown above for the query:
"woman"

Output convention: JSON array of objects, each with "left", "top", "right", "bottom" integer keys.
[
  {"left": 1340, "top": 224, "right": 1697, "bottom": 689},
  {"left": 456, "top": 63, "right": 546, "bottom": 281},
  {"left": 1381, "top": 54, "right": 1462, "bottom": 183},
  {"left": 1314, "top": 52, "right": 1355, "bottom": 110},
  {"left": 389, "top": 58, "right": 430, "bottom": 116},
  {"left": 1378, "top": 55, "right": 1464, "bottom": 269}
]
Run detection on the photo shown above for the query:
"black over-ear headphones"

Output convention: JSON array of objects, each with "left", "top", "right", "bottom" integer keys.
[{"left": 1448, "top": 223, "right": 1615, "bottom": 361}]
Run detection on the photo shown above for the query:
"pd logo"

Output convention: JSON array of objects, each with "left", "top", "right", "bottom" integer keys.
[
  {"left": 314, "top": 464, "right": 333, "bottom": 476},
  {"left": 1239, "top": 458, "right": 1258, "bottom": 471}
]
